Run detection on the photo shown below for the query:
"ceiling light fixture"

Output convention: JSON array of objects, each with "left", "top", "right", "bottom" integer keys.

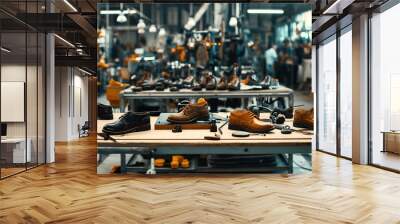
[
  {"left": 229, "top": 16, "right": 238, "bottom": 27},
  {"left": 149, "top": 24, "right": 157, "bottom": 33},
  {"left": 137, "top": 19, "right": 146, "bottom": 29},
  {"left": 116, "top": 12, "right": 127, "bottom": 23},
  {"left": 63, "top": 0, "right": 78, "bottom": 12},
  {"left": 322, "top": 0, "right": 344, "bottom": 14},
  {"left": 247, "top": 9, "right": 284, "bottom": 14},
  {"left": 54, "top": 34, "right": 75, "bottom": 48},
  {"left": 1, "top": 47, "right": 11, "bottom": 53},
  {"left": 78, "top": 67, "right": 93, "bottom": 76},
  {"left": 116, "top": 3, "right": 127, "bottom": 23},
  {"left": 159, "top": 27, "right": 166, "bottom": 36}
]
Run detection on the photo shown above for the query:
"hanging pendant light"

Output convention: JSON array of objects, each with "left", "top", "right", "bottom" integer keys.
[
  {"left": 228, "top": 3, "right": 238, "bottom": 27},
  {"left": 229, "top": 16, "right": 237, "bottom": 27},
  {"left": 149, "top": 24, "right": 157, "bottom": 33},
  {"left": 116, "top": 3, "right": 127, "bottom": 23},
  {"left": 159, "top": 27, "right": 166, "bottom": 36},
  {"left": 137, "top": 19, "right": 146, "bottom": 29}
]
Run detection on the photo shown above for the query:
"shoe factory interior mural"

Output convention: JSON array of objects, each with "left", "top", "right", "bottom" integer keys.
[{"left": 97, "top": 3, "right": 313, "bottom": 174}]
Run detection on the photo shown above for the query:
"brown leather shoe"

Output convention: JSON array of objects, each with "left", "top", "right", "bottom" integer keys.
[
  {"left": 167, "top": 98, "right": 210, "bottom": 123},
  {"left": 293, "top": 108, "right": 314, "bottom": 130},
  {"left": 227, "top": 63, "right": 240, "bottom": 90},
  {"left": 217, "top": 76, "right": 227, "bottom": 90},
  {"left": 228, "top": 109, "right": 275, "bottom": 133}
]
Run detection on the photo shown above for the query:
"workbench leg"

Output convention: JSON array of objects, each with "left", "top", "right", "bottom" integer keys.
[
  {"left": 120, "top": 153, "right": 127, "bottom": 173},
  {"left": 288, "top": 153, "right": 294, "bottom": 174},
  {"left": 120, "top": 97, "right": 126, "bottom": 112}
]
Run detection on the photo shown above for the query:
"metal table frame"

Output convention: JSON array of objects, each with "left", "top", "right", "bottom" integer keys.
[
  {"left": 97, "top": 143, "right": 311, "bottom": 174},
  {"left": 119, "top": 87, "right": 294, "bottom": 112}
]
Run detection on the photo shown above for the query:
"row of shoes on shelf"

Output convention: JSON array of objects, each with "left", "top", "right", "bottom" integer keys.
[
  {"left": 100, "top": 98, "right": 314, "bottom": 136},
  {"left": 124, "top": 63, "right": 279, "bottom": 93}
]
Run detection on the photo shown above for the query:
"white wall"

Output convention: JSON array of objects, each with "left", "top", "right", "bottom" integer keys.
[{"left": 54, "top": 67, "right": 89, "bottom": 141}]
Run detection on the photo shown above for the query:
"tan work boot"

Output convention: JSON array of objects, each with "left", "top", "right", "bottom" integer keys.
[
  {"left": 228, "top": 109, "right": 275, "bottom": 133},
  {"left": 167, "top": 98, "right": 210, "bottom": 123},
  {"left": 293, "top": 108, "right": 314, "bottom": 130}
]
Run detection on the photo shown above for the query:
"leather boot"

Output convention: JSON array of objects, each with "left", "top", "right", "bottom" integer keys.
[
  {"left": 229, "top": 109, "right": 274, "bottom": 133},
  {"left": 167, "top": 98, "right": 210, "bottom": 123},
  {"left": 217, "top": 76, "right": 227, "bottom": 90},
  {"left": 192, "top": 78, "right": 202, "bottom": 91},
  {"left": 203, "top": 71, "right": 217, "bottom": 90},
  {"left": 293, "top": 108, "right": 314, "bottom": 130},
  {"left": 227, "top": 63, "right": 240, "bottom": 90}
]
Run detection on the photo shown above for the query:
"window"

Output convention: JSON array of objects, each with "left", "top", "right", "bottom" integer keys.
[
  {"left": 370, "top": 3, "right": 400, "bottom": 171},
  {"left": 317, "top": 36, "right": 337, "bottom": 154},
  {"left": 339, "top": 28, "right": 352, "bottom": 158}
]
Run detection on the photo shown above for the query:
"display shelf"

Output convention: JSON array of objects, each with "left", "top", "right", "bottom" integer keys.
[
  {"left": 119, "top": 86, "right": 294, "bottom": 112},
  {"left": 121, "top": 155, "right": 288, "bottom": 174}
]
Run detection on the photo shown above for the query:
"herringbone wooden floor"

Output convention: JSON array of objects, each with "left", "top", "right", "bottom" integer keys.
[{"left": 1, "top": 137, "right": 400, "bottom": 224}]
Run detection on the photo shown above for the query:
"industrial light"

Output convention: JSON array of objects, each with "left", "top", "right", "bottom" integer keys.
[
  {"left": 1, "top": 47, "right": 11, "bottom": 53},
  {"left": 116, "top": 12, "right": 127, "bottom": 23},
  {"left": 100, "top": 9, "right": 136, "bottom": 15},
  {"left": 137, "top": 19, "right": 146, "bottom": 29},
  {"left": 63, "top": 0, "right": 78, "bottom": 12},
  {"left": 149, "top": 24, "right": 157, "bottom": 33},
  {"left": 229, "top": 16, "right": 238, "bottom": 27},
  {"left": 100, "top": 10, "right": 123, "bottom": 15},
  {"left": 54, "top": 34, "right": 75, "bottom": 48},
  {"left": 247, "top": 9, "right": 284, "bottom": 14},
  {"left": 138, "top": 28, "right": 145, "bottom": 34},
  {"left": 187, "top": 17, "right": 195, "bottom": 27},
  {"left": 78, "top": 67, "right": 93, "bottom": 76},
  {"left": 159, "top": 28, "right": 166, "bottom": 36},
  {"left": 322, "top": 0, "right": 343, "bottom": 14}
]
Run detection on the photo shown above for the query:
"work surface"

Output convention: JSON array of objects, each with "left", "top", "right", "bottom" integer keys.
[{"left": 97, "top": 113, "right": 313, "bottom": 147}]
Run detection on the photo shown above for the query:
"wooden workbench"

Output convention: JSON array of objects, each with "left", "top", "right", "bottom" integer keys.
[{"left": 97, "top": 113, "right": 312, "bottom": 174}]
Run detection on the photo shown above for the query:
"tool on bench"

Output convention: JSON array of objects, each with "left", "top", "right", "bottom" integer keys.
[
  {"left": 210, "top": 119, "right": 218, "bottom": 132},
  {"left": 218, "top": 117, "right": 229, "bottom": 135},
  {"left": 204, "top": 133, "right": 221, "bottom": 140},
  {"left": 231, "top": 131, "right": 266, "bottom": 137},
  {"left": 97, "top": 132, "right": 117, "bottom": 142},
  {"left": 275, "top": 124, "right": 313, "bottom": 135}
]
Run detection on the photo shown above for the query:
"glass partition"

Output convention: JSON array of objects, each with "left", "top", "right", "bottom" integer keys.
[
  {"left": 339, "top": 28, "right": 352, "bottom": 158},
  {"left": 317, "top": 36, "right": 337, "bottom": 154},
  {"left": 0, "top": 1, "right": 46, "bottom": 179},
  {"left": 370, "top": 4, "right": 400, "bottom": 171}
]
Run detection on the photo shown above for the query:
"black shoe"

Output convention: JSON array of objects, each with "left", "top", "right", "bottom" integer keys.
[
  {"left": 102, "top": 112, "right": 151, "bottom": 135},
  {"left": 98, "top": 104, "right": 113, "bottom": 120}
]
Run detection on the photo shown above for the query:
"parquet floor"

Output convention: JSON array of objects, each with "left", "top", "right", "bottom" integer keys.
[{"left": 1, "top": 137, "right": 400, "bottom": 224}]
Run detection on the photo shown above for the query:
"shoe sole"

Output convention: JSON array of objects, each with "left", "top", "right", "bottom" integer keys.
[
  {"left": 102, "top": 124, "right": 151, "bottom": 135},
  {"left": 228, "top": 124, "right": 274, "bottom": 133},
  {"left": 167, "top": 115, "right": 210, "bottom": 124}
]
